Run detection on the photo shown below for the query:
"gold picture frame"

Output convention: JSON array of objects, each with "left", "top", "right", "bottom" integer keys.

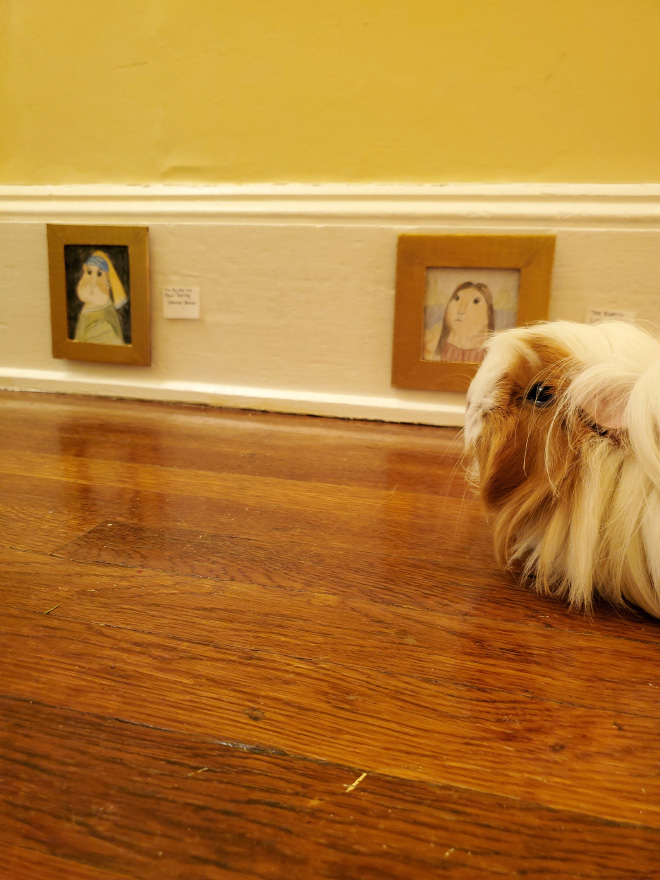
[
  {"left": 47, "top": 224, "right": 151, "bottom": 366},
  {"left": 391, "top": 234, "right": 555, "bottom": 392}
]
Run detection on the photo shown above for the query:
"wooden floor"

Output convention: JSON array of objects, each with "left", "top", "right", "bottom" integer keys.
[{"left": 1, "top": 391, "right": 658, "bottom": 880}]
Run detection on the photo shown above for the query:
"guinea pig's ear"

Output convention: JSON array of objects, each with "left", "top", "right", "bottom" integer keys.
[{"left": 570, "top": 370, "right": 636, "bottom": 431}]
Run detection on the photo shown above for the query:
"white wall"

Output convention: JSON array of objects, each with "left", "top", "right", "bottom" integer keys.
[{"left": 1, "top": 184, "right": 659, "bottom": 426}]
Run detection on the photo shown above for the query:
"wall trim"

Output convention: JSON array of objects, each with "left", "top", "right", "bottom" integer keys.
[
  {"left": 1, "top": 183, "right": 659, "bottom": 226},
  {"left": 0, "top": 368, "right": 466, "bottom": 426}
]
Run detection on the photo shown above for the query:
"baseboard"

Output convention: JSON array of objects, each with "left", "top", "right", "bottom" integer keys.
[
  {"left": 0, "top": 368, "right": 466, "bottom": 426},
  {"left": 1, "top": 183, "right": 658, "bottom": 426}
]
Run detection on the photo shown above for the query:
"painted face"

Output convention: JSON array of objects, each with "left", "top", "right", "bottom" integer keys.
[
  {"left": 444, "top": 286, "right": 490, "bottom": 350},
  {"left": 77, "top": 263, "right": 111, "bottom": 308}
]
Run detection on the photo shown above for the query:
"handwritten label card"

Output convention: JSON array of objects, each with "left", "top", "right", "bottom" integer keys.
[
  {"left": 586, "top": 307, "right": 636, "bottom": 325},
  {"left": 163, "top": 286, "right": 201, "bottom": 319}
]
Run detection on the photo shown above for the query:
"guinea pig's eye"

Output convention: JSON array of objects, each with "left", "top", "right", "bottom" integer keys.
[
  {"left": 473, "top": 297, "right": 480, "bottom": 304},
  {"left": 526, "top": 383, "right": 554, "bottom": 408}
]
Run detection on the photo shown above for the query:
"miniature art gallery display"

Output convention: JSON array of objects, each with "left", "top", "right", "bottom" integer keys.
[
  {"left": 47, "top": 225, "right": 151, "bottom": 366},
  {"left": 391, "top": 234, "right": 555, "bottom": 392}
]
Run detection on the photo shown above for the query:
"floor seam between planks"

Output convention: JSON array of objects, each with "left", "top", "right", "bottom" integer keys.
[{"left": 2, "top": 693, "right": 656, "bottom": 836}]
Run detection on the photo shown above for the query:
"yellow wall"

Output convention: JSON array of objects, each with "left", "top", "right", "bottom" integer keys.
[{"left": 1, "top": 0, "right": 659, "bottom": 184}]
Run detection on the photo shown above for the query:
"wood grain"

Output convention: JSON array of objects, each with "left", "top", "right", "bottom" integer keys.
[
  {"left": 1, "top": 607, "right": 658, "bottom": 827},
  {"left": 0, "top": 392, "right": 466, "bottom": 494},
  {"left": 0, "top": 448, "right": 495, "bottom": 584},
  {"left": 0, "top": 846, "right": 133, "bottom": 880},
  {"left": 0, "top": 446, "right": 477, "bottom": 541},
  {"left": 1, "top": 390, "right": 658, "bottom": 878},
  {"left": 4, "top": 547, "right": 660, "bottom": 719},
  {"left": 52, "top": 517, "right": 660, "bottom": 637},
  {"left": 2, "top": 481, "right": 654, "bottom": 640},
  {"left": 0, "top": 467, "right": 481, "bottom": 570},
  {"left": 2, "top": 697, "right": 657, "bottom": 880},
  {"left": 0, "top": 500, "right": 95, "bottom": 553}
]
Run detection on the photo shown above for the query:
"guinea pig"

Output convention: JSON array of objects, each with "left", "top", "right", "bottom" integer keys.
[{"left": 464, "top": 320, "right": 660, "bottom": 618}]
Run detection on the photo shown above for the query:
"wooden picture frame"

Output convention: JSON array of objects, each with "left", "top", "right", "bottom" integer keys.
[
  {"left": 47, "top": 224, "right": 151, "bottom": 366},
  {"left": 391, "top": 234, "right": 555, "bottom": 392}
]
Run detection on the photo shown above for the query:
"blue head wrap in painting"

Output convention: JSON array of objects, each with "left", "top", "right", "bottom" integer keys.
[{"left": 85, "top": 254, "right": 110, "bottom": 272}]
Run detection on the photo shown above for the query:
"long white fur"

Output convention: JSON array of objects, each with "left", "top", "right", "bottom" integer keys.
[{"left": 466, "top": 320, "right": 660, "bottom": 618}]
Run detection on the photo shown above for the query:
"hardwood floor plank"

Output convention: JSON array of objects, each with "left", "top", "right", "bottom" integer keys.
[
  {"left": 0, "top": 446, "right": 476, "bottom": 533},
  {"left": 52, "top": 518, "right": 660, "bottom": 640},
  {"left": 1, "top": 696, "right": 656, "bottom": 880},
  {"left": 0, "top": 464, "right": 657, "bottom": 641},
  {"left": 0, "top": 393, "right": 466, "bottom": 496},
  {"left": 3, "top": 548, "right": 659, "bottom": 719},
  {"left": 3, "top": 463, "right": 656, "bottom": 639},
  {"left": 0, "top": 500, "right": 96, "bottom": 553},
  {"left": 4, "top": 453, "right": 656, "bottom": 640},
  {"left": 0, "top": 845, "right": 134, "bottom": 880},
  {"left": 51, "top": 515, "right": 513, "bottom": 597},
  {"left": 0, "top": 447, "right": 493, "bottom": 570},
  {"left": 1, "top": 608, "right": 658, "bottom": 827},
  {"left": 0, "top": 466, "right": 481, "bottom": 567}
]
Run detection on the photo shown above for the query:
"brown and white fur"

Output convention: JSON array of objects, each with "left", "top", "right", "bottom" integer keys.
[{"left": 464, "top": 320, "right": 660, "bottom": 618}]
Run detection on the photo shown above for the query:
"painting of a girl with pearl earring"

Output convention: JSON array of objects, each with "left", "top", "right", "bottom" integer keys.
[
  {"left": 64, "top": 245, "right": 132, "bottom": 346},
  {"left": 422, "top": 268, "right": 520, "bottom": 363},
  {"left": 48, "top": 224, "right": 150, "bottom": 366}
]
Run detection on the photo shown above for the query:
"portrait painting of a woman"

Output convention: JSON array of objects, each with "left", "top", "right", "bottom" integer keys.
[
  {"left": 64, "top": 244, "right": 132, "bottom": 346},
  {"left": 48, "top": 224, "right": 150, "bottom": 366},
  {"left": 423, "top": 267, "right": 520, "bottom": 364}
]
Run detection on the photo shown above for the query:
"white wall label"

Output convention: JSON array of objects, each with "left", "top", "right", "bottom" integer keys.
[
  {"left": 163, "top": 286, "right": 201, "bottom": 319},
  {"left": 586, "top": 307, "right": 636, "bottom": 325}
]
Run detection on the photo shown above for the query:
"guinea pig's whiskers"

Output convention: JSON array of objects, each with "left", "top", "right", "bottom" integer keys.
[
  {"left": 522, "top": 423, "right": 534, "bottom": 476},
  {"left": 450, "top": 428, "right": 481, "bottom": 552}
]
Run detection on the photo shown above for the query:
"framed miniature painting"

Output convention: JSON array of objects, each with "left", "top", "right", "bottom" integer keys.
[
  {"left": 47, "top": 224, "right": 151, "bottom": 366},
  {"left": 391, "top": 234, "right": 555, "bottom": 392}
]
